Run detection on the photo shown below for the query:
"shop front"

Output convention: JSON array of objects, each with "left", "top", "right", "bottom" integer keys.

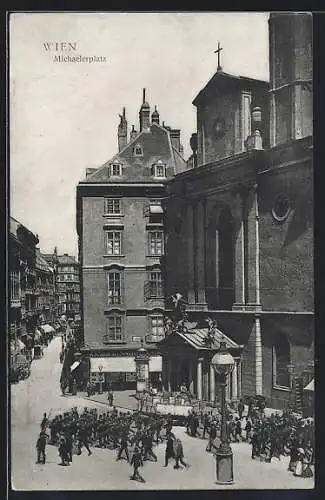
[{"left": 87, "top": 351, "right": 162, "bottom": 391}]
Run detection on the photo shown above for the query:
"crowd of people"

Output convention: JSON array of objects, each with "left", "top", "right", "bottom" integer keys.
[
  {"left": 35, "top": 406, "right": 190, "bottom": 482},
  {"left": 185, "top": 398, "right": 314, "bottom": 479}
]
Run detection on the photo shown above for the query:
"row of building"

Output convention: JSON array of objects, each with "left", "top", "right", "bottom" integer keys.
[
  {"left": 9, "top": 217, "right": 81, "bottom": 359},
  {"left": 74, "top": 12, "right": 314, "bottom": 411}
]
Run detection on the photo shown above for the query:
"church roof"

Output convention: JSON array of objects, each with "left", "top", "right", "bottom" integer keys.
[
  {"left": 161, "top": 327, "right": 242, "bottom": 351},
  {"left": 79, "top": 122, "right": 186, "bottom": 184},
  {"left": 192, "top": 70, "right": 269, "bottom": 106}
]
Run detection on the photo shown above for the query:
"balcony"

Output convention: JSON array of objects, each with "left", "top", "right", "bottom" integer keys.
[{"left": 10, "top": 298, "right": 21, "bottom": 308}]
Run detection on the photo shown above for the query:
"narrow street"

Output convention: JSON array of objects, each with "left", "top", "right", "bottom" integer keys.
[{"left": 10, "top": 336, "right": 314, "bottom": 490}]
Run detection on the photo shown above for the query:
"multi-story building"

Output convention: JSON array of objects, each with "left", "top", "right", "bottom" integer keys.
[
  {"left": 76, "top": 90, "right": 186, "bottom": 389},
  {"left": 9, "top": 217, "right": 39, "bottom": 356},
  {"left": 35, "top": 248, "right": 56, "bottom": 325},
  {"left": 56, "top": 253, "right": 81, "bottom": 320},
  {"left": 163, "top": 12, "right": 313, "bottom": 409}
]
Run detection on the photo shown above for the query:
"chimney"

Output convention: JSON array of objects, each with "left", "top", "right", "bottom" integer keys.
[
  {"left": 118, "top": 107, "right": 128, "bottom": 151},
  {"left": 170, "top": 129, "right": 181, "bottom": 152},
  {"left": 139, "top": 88, "right": 150, "bottom": 132},
  {"left": 130, "top": 125, "right": 137, "bottom": 141}
]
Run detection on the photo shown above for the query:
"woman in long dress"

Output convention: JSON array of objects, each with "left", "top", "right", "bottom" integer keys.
[{"left": 294, "top": 448, "right": 305, "bottom": 477}]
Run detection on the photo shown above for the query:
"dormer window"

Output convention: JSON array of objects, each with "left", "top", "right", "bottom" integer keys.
[
  {"left": 110, "top": 163, "right": 122, "bottom": 177},
  {"left": 152, "top": 161, "right": 166, "bottom": 178},
  {"left": 133, "top": 144, "right": 143, "bottom": 157}
]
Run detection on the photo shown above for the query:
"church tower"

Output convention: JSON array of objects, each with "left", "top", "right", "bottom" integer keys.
[
  {"left": 118, "top": 107, "right": 128, "bottom": 152},
  {"left": 269, "top": 12, "right": 312, "bottom": 147}
]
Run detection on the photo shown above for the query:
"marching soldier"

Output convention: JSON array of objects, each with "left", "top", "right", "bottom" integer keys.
[{"left": 130, "top": 446, "right": 145, "bottom": 482}]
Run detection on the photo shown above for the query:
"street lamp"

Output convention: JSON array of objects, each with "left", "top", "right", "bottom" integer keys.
[
  {"left": 211, "top": 341, "right": 235, "bottom": 485},
  {"left": 98, "top": 365, "right": 104, "bottom": 395}
]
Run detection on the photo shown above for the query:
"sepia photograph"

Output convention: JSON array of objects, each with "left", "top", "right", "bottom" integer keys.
[{"left": 8, "top": 11, "right": 314, "bottom": 491}]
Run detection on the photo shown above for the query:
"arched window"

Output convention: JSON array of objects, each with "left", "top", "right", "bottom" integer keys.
[{"left": 272, "top": 334, "right": 290, "bottom": 388}]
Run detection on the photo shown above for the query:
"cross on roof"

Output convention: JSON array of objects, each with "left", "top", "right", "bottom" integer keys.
[{"left": 214, "top": 42, "right": 223, "bottom": 72}]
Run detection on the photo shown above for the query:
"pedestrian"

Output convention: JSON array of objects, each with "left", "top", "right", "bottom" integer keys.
[
  {"left": 202, "top": 412, "right": 211, "bottom": 440},
  {"left": 173, "top": 438, "right": 190, "bottom": 469},
  {"left": 238, "top": 399, "right": 245, "bottom": 420},
  {"left": 107, "top": 390, "right": 114, "bottom": 406},
  {"left": 234, "top": 417, "right": 242, "bottom": 442},
  {"left": 77, "top": 422, "right": 92, "bottom": 456},
  {"left": 65, "top": 431, "right": 73, "bottom": 463},
  {"left": 130, "top": 446, "right": 145, "bottom": 483},
  {"left": 245, "top": 418, "right": 252, "bottom": 442},
  {"left": 58, "top": 434, "right": 70, "bottom": 466},
  {"left": 36, "top": 430, "right": 49, "bottom": 464},
  {"left": 116, "top": 429, "right": 130, "bottom": 462},
  {"left": 206, "top": 423, "right": 217, "bottom": 452},
  {"left": 164, "top": 432, "right": 175, "bottom": 467},
  {"left": 40, "top": 412, "right": 48, "bottom": 431},
  {"left": 143, "top": 431, "right": 157, "bottom": 462}
]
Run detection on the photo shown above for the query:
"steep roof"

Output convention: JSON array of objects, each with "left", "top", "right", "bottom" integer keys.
[
  {"left": 79, "top": 122, "right": 186, "bottom": 184},
  {"left": 57, "top": 254, "right": 78, "bottom": 265},
  {"left": 36, "top": 248, "right": 53, "bottom": 272},
  {"left": 160, "top": 327, "right": 243, "bottom": 351},
  {"left": 193, "top": 70, "right": 269, "bottom": 106},
  {"left": 176, "top": 327, "right": 241, "bottom": 350}
]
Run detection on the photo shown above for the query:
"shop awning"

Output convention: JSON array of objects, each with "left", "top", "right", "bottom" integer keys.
[
  {"left": 149, "top": 205, "right": 163, "bottom": 215},
  {"left": 304, "top": 379, "right": 314, "bottom": 392},
  {"left": 70, "top": 361, "right": 81, "bottom": 372},
  {"left": 149, "top": 355, "right": 162, "bottom": 372},
  {"left": 90, "top": 355, "right": 162, "bottom": 373},
  {"left": 11, "top": 339, "right": 26, "bottom": 354},
  {"left": 39, "top": 324, "right": 55, "bottom": 334},
  {"left": 90, "top": 357, "right": 136, "bottom": 373}
]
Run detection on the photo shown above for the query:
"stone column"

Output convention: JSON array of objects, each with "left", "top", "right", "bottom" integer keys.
[
  {"left": 237, "top": 358, "right": 242, "bottom": 399},
  {"left": 246, "top": 185, "right": 261, "bottom": 309},
  {"left": 203, "top": 363, "right": 209, "bottom": 401},
  {"left": 189, "top": 361, "right": 194, "bottom": 395},
  {"left": 167, "top": 358, "right": 171, "bottom": 392},
  {"left": 209, "top": 363, "right": 215, "bottom": 402},
  {"left": 255, "top": 315, "right": 263, "bottom": 395},
  {"left": 233, "top": 218, "right": 245, "bottom": 310},
  {"left": 187, "top": 203, "right": 196, "bottom": 304},
  {"left": 232, "top": 359, "right": 238, "bottom": 401},
  {"left": 196, "top": 200, "right": 207, "bottom": 307},
  {"left": 197, "top": 358, "right": 203, "bottom": 401}
]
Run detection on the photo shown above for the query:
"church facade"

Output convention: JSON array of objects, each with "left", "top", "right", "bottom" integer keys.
[{"left": 164, "top": 12, "right": 313, "bottom": 409}]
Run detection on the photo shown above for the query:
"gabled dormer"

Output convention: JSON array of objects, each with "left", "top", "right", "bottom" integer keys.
[{"left": 109, "top": 162, "right": 123, "bottom": 178}]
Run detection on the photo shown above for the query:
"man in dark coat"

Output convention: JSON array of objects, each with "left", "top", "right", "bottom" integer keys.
[
  {"left": 174, "top": 438, "right": 190, "bottom": 469},
  {"left": 65, "top": 430, "right": 73, "bottom": 463},
  {"left": 77, "top": 422, "right": 92, "bottom": 455},
  {"left": 163, "top": 432, "right": 175, "bottom": 467},
  {"left": 206, "top": 423, "right": 217, "bottom": 452},
  {"left": 143, "top": 431, "right": 157, "bottom": 462},
  {"left": 36, "top": 430, "right": 49, "bottom": 464},
  {"left": 117, "top": 428, "right": 130, "bottom": 462}
]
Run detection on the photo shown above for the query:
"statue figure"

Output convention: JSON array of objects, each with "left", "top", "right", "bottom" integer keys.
[{"left": 205, "top": 317, "right": 218, "bottom": 347}]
